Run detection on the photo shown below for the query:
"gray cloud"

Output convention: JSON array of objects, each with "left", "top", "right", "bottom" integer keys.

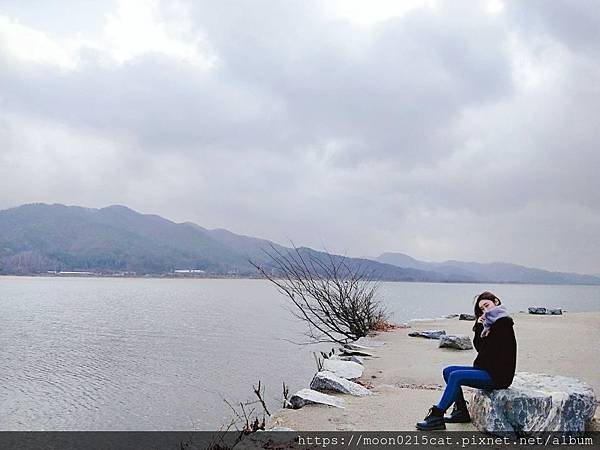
[
  {"left": 1, "top": 0, "right": 599, "bottom": 273},
  {"left": 506, "top": 0, "right": 600, "bottom": 56}
]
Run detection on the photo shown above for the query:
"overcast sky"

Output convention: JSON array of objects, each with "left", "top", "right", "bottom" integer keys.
[{"left": 1, "top": 0, "right": 599, "bottom": 274}]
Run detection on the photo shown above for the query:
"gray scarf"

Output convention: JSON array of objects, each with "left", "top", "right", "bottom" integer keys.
[{"left": 481, "top": 305, "right": 511, "bottom": 338}]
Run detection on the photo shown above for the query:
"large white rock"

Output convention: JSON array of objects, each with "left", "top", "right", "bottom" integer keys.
[
  {"left": 310, "top": 371, "right": 372, "bottom": 397},
  {"left": 322, "top": 358, "right": 363, "bottom": 379},
  {"left": 288, "top": 388, "right": 345, "bottom": 409},
  {"left": 470, "top": 372, "right": 597, "bottom": 435}
]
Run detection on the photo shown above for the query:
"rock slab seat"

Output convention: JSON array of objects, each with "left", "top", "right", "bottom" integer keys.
[{"left": 470, "top": 372, "right": 597, "bottom": 435}]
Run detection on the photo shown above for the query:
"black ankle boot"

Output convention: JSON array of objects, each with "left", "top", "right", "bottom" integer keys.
[
  {"left": 444, "top": 400, "right": 471, "bottom": 423},
  {"left": 415, "top": 405, "right": 446, "bottom": 430}
]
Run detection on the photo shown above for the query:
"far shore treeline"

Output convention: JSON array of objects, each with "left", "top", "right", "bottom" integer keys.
[{"left": 1, "top": 203, "right": 599, "bottom": 286}]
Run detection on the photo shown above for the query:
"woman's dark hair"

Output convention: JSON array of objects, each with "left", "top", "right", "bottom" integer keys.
[{"left": 473, "top": 291, "right": 501, "bottom": 319}]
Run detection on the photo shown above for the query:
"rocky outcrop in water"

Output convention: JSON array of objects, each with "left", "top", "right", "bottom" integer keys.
[
  {"left": 470, "top": 372, "right": 597, "bottom": 435},
  {"left": 459, "top": 313, "right": 476, "bottom": 320}
]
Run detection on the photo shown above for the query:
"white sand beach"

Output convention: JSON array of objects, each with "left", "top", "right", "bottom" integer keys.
[{"left": 269, "top": 311, "right": 600, "bottom": 431}]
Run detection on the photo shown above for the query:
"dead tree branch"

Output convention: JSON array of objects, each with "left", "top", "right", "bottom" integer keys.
[{"left": 250, "top": 243, "right": 389, "bottom": 344}]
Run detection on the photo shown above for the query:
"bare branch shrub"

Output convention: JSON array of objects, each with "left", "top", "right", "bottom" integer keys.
[
  {"left": 210, "top": 379, "right": 276, "bottom": 449},
  {"left": 250, "top": 244, "right": 389, "bottom": 344},
  {"left": 281, "top": 382, "right": 290, "bottom": 408},
  {"left": 312, "top": 351, "right": 324, "bottom": 372}
]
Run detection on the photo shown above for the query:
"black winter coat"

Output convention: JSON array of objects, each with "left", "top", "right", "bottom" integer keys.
[{"left": 472, "top": 316, "right": 517, "bottom": 389}]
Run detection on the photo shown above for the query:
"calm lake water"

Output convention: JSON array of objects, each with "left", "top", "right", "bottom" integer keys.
[{"left": 1, "top": 276, "right": 599, "bottom": 430}]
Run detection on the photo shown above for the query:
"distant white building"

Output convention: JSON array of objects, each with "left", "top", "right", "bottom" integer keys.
[
  {"left": 58, "top": 271, "right": 94, "bottom": 275},
  {"left": 174, "top": 269, "right": 206, "bottom": 274}
]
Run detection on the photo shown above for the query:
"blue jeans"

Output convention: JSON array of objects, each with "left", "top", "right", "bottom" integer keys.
[{"left": 436, "top": 365, "right": 495, "bottom": 412}]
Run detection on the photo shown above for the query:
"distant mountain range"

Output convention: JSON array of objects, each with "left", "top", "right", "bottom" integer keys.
[
  {"left": 1, "top": 203, "right": 598, "bottom": 285},
  {"left": 375, "top": 252, "right": 600, "bottom": 285}
]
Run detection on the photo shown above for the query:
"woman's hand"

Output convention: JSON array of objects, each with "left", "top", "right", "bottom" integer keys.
[{"left": 477, "top": 315, "right": 485, "bottom": 324}]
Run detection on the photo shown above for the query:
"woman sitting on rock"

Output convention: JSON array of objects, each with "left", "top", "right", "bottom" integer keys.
[{"left": 416, "top": 291, "right": 517, "bottom": 431}]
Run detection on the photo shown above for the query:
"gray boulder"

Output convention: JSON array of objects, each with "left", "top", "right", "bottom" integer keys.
[
  {"left": 438, "top": 334, "right": 473, "bottom": 350},
  {"left": 459, "top": 313, "right": 476, "bottom": 320},
  {"left": 330, "top": 354, "right": 364, "bottom": 365},
  {"left": 528, "top": 307, "right": 563, "bottom": 315},
  {"left": 348, "top": 355, "right": 364, "bottom": 365},
  {"left": 444, "top": 313, "right": 460, "bottom": 318},
  {"left": 288, "top": 388, "right": 345, "bottom": 409},
  {"left": 322, "top": 358, "right": 363, "bottom": 379},
  {"left": 408, "top": 329, "right": 446, "bottom": 339},
  {"left": 338, "top": 348, "right": 373, "bottom": 357},
  {"left": 343, "top": 342, "right": 373, "bottom": 351},
  {"left": 310, "top": 371, "right": 372, "bottom": 397},
  {"left": 470, "top": 372, "right": 597, "bottom": 435}
]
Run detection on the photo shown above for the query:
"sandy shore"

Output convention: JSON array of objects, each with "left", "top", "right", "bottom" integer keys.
[{"left": 268, "top": 311, "right": 600, "bottom": 431}]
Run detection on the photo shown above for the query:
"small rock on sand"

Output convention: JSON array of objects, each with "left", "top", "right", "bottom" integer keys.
[
  {"left": 438, "top": 334, "right": 473, "bottom": 350},
  {"left": 408, "top": 330, "right": 446, "bottom": 339},
  {"left": 338, "top": 349, "right": 373, "bottom": 357},
  {"left": 330, "top": 354, "right": 364, "bottom": 365},
  {"left": 528, "top": 307, "right": 563, "bottom": 315},
  {"left": 289, "top": 388, "right": 345, "bottom": 409}
]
